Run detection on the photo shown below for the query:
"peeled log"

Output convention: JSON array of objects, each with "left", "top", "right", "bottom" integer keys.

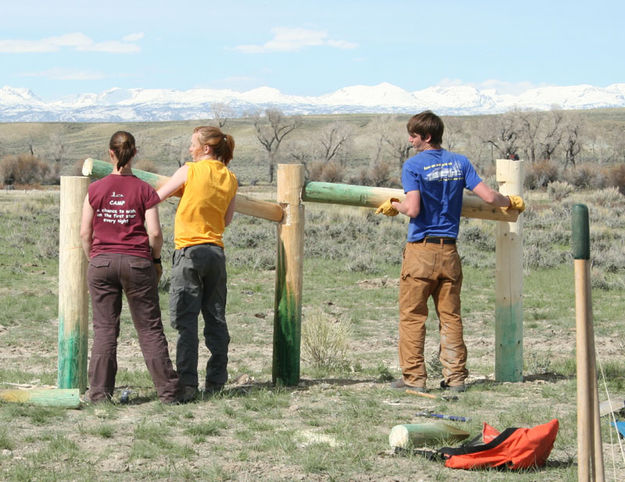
[
  {"left": 303, "top": 181, "right": 519, "bottom": 222},
  {"left": 389, "top": 422, "right": 470, "bottom": 449},
  {"left": 81, "top": 158, "right": 284, "bottom": 223},
  {"left": 0, "top": 388, "right": 80, "bottom": 408}
]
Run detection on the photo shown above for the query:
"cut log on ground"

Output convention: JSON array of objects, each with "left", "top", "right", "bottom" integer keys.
[
  {"left": 0, "top": 388, "right": 80, "bottom": 408},
  {"left": 389, "top": 422, "right": 470, "bottom": 449}
]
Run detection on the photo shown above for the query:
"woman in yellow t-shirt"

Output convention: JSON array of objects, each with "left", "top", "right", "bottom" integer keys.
[{"left": 158, "top": 126, "right": 238, "bottom": 402}]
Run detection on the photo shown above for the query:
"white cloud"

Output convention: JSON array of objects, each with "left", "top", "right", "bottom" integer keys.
[
  {"left": 234, "top": 27, "right": 357, "bottom": 53},
  {"left": 20, "top": 68, "right": 106, "bottom": 80},
  {"left": 0, "top": 33, "right": 142, "bottom": 54},
  {"left": 122, "top": 32, "right": 144, "bottom": 42}
]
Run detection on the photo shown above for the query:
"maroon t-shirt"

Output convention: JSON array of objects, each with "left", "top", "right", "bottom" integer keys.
[{"left": 88, "top": 174, "right": 160, "bottom": 259}]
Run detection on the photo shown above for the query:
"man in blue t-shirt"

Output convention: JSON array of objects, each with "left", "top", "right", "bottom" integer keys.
[{"left": 376, "top": 111, "right": 525, "bottom": 393}]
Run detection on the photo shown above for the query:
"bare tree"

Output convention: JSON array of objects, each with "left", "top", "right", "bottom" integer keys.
[
  {"left": 479, "top": 113, "right": 521, "bottom": 160},
  {"left": 48, "top": 133, "right": 68, "bottom": 166},
  {"left": 518, "top": 110, "right": 542, "bottom": 163},
  {"left": 253, "top": 109, "right": 301, "bottom": 183},
  {"left": 537, "top": 111, "right": 563, "bottom": 161},
  {"left": 442, "top": 116, "right": 463, "bottom": 152},
  {"left": 318, "top": 121, "right": 353, "bottom": 164},
  {"left": 562, "top": 118, "right": 582, "bottom": 168},
  {"left": 211, "top": 102, "right": 234, "bottom": 128}
]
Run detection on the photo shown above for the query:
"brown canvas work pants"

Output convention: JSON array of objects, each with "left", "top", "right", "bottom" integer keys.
[
  {"left": 398, "top": 241, "right": 468, "bottom": 388},
  {"left": 87, "top": 253, "right": 179, "bottom": 403}
]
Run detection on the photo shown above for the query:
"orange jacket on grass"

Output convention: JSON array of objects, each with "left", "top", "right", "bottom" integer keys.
[{"left": 439, "top": 419, "right": 559, "bottom": 470}]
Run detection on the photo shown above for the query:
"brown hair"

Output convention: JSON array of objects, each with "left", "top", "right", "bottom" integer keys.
[
  {"left": 193, "top": 126, "right": 235, "bottom": 165},
  {"left": 406, "top": 110, "right": 444, "bottom": 145},
  {"left": 109, "top": 131, "right": 137, "bottom": 170}
]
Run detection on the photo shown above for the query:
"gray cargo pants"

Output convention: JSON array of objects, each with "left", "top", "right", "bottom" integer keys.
[{"left": 169, "top": 244, "right": 230, "bottom": 389}]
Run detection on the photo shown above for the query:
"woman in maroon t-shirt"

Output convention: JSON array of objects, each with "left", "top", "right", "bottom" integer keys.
[{"left": 79, "top": 131, "right": 180, "bottom": 404}]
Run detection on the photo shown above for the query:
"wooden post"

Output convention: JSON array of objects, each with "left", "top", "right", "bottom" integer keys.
[
  {"left": 573, "top": 204, "right": 605, "bottom": 481},
  {"left": 302, "top": 181, "right": 519, "bottom": 222},
  {"left": 494, "top": 159, "right": 524, "bottom": 382},
  {"left": 82, "top": 158, "right": 283, "bottom": 222},
  {"left": 273, "top": 164, "right": 304, "bottom": 386},
  {"left": 58, "top": 176, "right": 89, "bottom": 393}
]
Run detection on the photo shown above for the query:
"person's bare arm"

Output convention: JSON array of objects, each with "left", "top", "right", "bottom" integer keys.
[
  {"left": 224, "top": 197, "right": 236, "bottom": 227},
  {"left": 392, "top": 190, "right": 421, "bottom": 218},
  {"left": 145, "top": 206, "right": 163, "bottom": 259},
  {"left": 472, "top": 182, "right": 511, "bottom": 207},
  {"left": 157, "top": 164, "right": 189, "bottom": 201},
  {"left": 79, "top": 195, "right": 94, "bottom": 258}
]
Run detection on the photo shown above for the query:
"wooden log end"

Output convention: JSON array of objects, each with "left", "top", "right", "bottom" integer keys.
[
  {"left": 81, "top": 158, "right": 94, "bottom": 177},
  {"left": 389, "top": 425, "right": 410, "bottom": 449}
]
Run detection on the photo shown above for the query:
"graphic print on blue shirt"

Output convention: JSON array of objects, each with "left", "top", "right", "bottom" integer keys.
[{"left": 401, "top": 150, "right": 482, "bottom": 242}]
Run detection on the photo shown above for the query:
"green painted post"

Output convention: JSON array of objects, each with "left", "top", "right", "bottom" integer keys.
[
  {"left": 572, "top": 203, "right": 605, "bottom": 480},
  {"left": 273, "top": 164, "right": 304, "bottom": 386},
  {"left": 572, "top": 204, "right": 590, "bottom": 260},
  {"left": 495, "top": 159, "right": 524, "bottom": 382},
  {"left": 58, "top": 176, "right": 90, "bottom": 392}
]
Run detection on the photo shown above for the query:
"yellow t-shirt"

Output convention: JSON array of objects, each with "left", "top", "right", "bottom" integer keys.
[{"left": 174, "top": 160, "right": 238, "bottom": 249}]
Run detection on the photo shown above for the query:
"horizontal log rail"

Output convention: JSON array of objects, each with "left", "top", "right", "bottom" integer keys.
[
  {"left": 302, "top": 181, "right": 519, "bottom": 222},
  {"left": 82, "top": 158, "right": 284, "bottom": 222}
]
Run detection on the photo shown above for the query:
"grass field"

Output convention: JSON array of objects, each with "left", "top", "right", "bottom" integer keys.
[{"left": 1, "top": 181, "right": 624, "bottom": 480}]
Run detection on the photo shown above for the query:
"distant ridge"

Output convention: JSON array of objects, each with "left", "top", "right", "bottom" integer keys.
[{"left": 1, "top": 82, "right": 625, "bottom": 122}]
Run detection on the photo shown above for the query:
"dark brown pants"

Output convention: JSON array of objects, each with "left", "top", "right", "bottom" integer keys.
[
  {"left": 87, "top": 253, "right": 179, "bottom": 403},
  {"left": 398, "top": 242, "right": 468, "bottom": 388}
]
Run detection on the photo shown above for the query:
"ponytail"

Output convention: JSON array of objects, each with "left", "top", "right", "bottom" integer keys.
[{"left": 109, "top": 131, "right": 137, "bottom": 170}]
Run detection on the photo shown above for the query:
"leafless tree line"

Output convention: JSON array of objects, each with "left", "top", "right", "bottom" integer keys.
[{"left": 3, "top": 105, "right": 625, "bottom": 189}]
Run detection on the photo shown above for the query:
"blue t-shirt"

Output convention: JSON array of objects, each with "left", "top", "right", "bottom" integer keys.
[{"left": 401, "top": 149, "right": 482, "bottom": 241}]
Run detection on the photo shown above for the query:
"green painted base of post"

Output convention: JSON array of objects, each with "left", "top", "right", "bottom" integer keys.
[
  {"left": 495, "top": 303, "right": 523, "bottom": 381},
  {"left": 273, "top": 165, "right": 304, "bottom": 386},
  {"left": 494, "top": 159, "right": 524, "bottom": 382},
  {"left": 57, "top": 176, "right": 89, "bottom": 393},
  {"left": 273, "top": 244, "right": 301, "bottom": 386}
]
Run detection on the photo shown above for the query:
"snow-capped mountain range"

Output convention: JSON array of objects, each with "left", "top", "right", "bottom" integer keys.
[{"left": 2, "top": 82, "right": 625, "bottom": 122}]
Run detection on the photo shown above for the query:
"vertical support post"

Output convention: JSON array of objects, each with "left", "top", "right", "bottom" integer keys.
[
  {"left": 494, "top": 159, "right": 524, "bottom": 382},
  {"left": 573, "top": 204, "right": 604, "bottom": 481},
  {"left": 58, "top": 176, "right": 89, "bottom": 393},
  {"left": 273, "top": 164, "right": 305, "bottom": 386}
]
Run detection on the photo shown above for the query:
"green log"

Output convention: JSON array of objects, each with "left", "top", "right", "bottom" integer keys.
[
  {"left": 388, "top": 422, "right": 470, "bottom": 449},
  {"left": 302, "top": 181, "right": 519, "bottom": 222},
  {"left": 0, "top": 388, "right": 80, "bottom": 408},
  {"left": 82, "top": 157, "right": 163, "bottom": 187},
  {"left": 82, "top": 158, "right": 284, "bottom": 222}
]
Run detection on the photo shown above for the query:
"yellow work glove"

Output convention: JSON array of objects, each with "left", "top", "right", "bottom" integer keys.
[
  {"left": 507, "top": 195, "right": 525, "bottom": 212},
  {"left": 375, "top": 198, "right": 400, "bottom": 216}
]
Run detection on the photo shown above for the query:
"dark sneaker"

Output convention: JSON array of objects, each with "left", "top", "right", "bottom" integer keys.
[
  {"left": 204, "top": 382, "right": 224, "bottom": 396},
  {"left": 178, "top": 385, "right": 199, "bottom": 403},
  {"left": 440, "top": 380, "right": 466, "bottom": 392},
  {"left": 390, "top": 379, "right": 426, "bottom": 392}
]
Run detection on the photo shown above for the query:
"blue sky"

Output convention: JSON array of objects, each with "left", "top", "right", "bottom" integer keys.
[{"left": 2, "top": 0, "right": 624, "bottom": 101}]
